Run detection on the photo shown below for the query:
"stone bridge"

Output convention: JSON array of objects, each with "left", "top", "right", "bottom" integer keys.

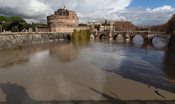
[{"left": 92, "top": 31, "right": 171, "bottom": 42}]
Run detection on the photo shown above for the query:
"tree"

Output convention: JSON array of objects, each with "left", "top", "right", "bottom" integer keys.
[
  {"left": 0, "top": 15, "right": 30, "bottom": 32},
  {"left": 79, "top": 24, "right": 87, "bottom": 26},
  {"left": 9, "top": 16, "right": 26, "bottom": 23},
  {"left": 11, "top": 26, "right": 19, "bottom": 32},
  {"left": 72, "top": 29, "right": 91, "bottom": 40},
  {"left": 72, "top": 29, "right": 79, "bottom": 40},
  {"left": 9, "top": 16, "right": 27, "bottom": 32},
  {"left": 94, "top": 24, "right": 100, "bottom": 31},
  {"left": 102, "top": 23, "right": 111, "bottom": 26},
  {"left": 0, "top": 15, "right": 10, "bottom": 22},
  {"left": 167, "top": 14, "right": 175, "bottom": 33},
  {"left": 151, "top": 14, "right": 175, "bottom": 33},
  {"left": 0, "top": 15, "right": 11, "bottom": 31},
  {"left": 31, "top": 23, "right": 37, "bottom": 32},
  {"left": 2, "top": 22, "right": 11, "bottom": 31}
]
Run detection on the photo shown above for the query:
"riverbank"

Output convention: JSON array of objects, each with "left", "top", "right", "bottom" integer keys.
[{"left": 0, "top": 32, "right": 72, "bottom": 49}]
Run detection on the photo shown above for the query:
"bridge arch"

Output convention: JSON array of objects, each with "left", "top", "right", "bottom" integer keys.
[
  {"left": 66, "top": 34, "right": 72, "bottom": 40},
  {"left": 131, "top": 34, "right": 144, "bottom": 41},
  {"left": 99, "top": 34, "right": 108, "bottom": 40},
  {"left": 151, "top": 34, "right": 171, "bottom": 48},
  {"left": 151, "top": 34, "right": 170, "bottom": 41},
  {"left": 113, "top": 34, "right": 124, "bottom": 40}
]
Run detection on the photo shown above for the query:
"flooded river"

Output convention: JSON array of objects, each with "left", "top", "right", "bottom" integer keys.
[{"left": 0, "top": 36, "right": 175, "bottom": 104}]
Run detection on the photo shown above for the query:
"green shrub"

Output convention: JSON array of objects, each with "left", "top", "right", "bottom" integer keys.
[
  {"left": 72, "top": 29, "right": 91, "bottom": 41},
  {"left": 79, "top": 24, "right": 87, "bottom": 26}
]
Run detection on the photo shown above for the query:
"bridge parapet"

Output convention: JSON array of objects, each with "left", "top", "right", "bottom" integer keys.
[{"left": 92, "top": 31, "right": 170, "bottom": 43}]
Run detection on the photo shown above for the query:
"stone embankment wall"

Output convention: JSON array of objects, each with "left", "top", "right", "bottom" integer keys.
[{"left": 0, "top": 32, "right": 72, "bottom": 49}]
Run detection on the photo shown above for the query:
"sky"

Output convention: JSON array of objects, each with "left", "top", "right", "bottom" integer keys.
[{"left": 0, "top": 0, "right": 175, "bottom": 26}]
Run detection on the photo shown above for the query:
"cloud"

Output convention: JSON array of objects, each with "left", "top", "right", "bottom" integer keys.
[
  {"left": 0, "top": 0, "right": 174, "bottom": 26},
  {"left": 0, "top": 0, "right": 53, "bottom": 21},
  {"left": 152, "top": 5, "right": 174, "bottom": 12},
  {"left": 0, "top": 0, "right": 132, "bottom": 23},
  {"left": 24, "top": 19, "right": 40, "bottom": 23},
  {"left": 120, "top": 5, "right": 175, "bottom": 26},
  {"left": 79, "top": 5, "right": 175, "bottom": 26}
]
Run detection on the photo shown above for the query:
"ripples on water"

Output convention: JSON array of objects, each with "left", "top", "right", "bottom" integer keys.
[{"left": 0, "top": 37, "right": 175, "bottom": 103}]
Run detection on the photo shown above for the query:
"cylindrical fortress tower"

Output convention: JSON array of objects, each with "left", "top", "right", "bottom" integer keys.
[{"left": 47, "top": 9, "right": 79, "bottom": 32}]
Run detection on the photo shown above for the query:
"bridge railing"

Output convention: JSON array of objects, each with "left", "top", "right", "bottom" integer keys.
[{"left": 93, "top": 31, "right": 167, "bottom": 34}]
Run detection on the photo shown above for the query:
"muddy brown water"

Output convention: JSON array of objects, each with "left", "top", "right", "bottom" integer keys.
[{"left": 0, "top": 36, "right": 175, "bottom": 104}]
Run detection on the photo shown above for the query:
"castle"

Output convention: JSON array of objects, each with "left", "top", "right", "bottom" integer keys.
[
  {"left": 36, "top": 8, "right": 89, "bottom": 32},
  {"left": 36, "top": 8, "right": 136, "bottom": 33}
]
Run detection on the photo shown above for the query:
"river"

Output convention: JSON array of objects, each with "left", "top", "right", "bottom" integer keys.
[{"left": 0, "top": 36, "right": 175, "bottom": 104}]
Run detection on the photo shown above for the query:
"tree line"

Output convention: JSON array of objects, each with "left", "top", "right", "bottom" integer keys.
[
  {"left": 151, "top": 14, "right": 175, "bottom": 33},
  {"left": 0, "top": 15, "right": 45, "bottom": 32}
]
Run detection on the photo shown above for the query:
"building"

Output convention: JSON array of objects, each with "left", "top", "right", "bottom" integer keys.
[
  {"left": 36, "top": 25, "right": 50, "bottom": 32},
  {"left": 36, "top": 8, "right": 90, "bottom": 32},
  {"left": 88, "top": 19, "right": 115, "bottom": 32},
  {"left": 136, "top": 26, "right": 151, "bottom": 31},
  {"left": 88, "top": 20, "right": 136, "bottom": 32},
  {"left": 114, "top": 21, "right": 136, "bottom": 32},
  {"left": 47, "top": 9, "right": 79, "bottom": 32}
]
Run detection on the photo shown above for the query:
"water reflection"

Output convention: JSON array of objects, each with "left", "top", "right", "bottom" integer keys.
[
  {"left": 114, "top": 34, "right": 125, "bottom": 43},
  {"left": 88, "top": 40, "right": 175, "bottom": 93},
  {"left": 141, "top": 42, "right": 154, "bottom": 49},
  {"left": 0, "top": 38, "right": 175, "bottom": 103},
  {"left": 163, "top": 49, "right": 175, "bottom": 84},
  {"left": 0, "top": 43, "right": 50, "bottom": 68},
  {"left": 153, "top": 36, "right": 168, "bottom": 49},
  {"left": 49, "top": 42, "right": 79, "bottom": 63}
]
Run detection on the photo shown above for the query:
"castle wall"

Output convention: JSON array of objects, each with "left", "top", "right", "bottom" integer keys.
[
  {"left": 36, "top": 26, "right": 51, "bottom": 32},
  {"left": 55, "top": 26, "right": 67, "bottom": 32},
  {"left": 66, "top": 26, "right": 91, "bottom": 32},
  {"left": 47, "top": 16, "right": 78, "bottom": 26},
  {"left": 47, "top": 9, "right": 79, "bottom": 32},
  {"left": 50, "top": 26, "right": 90, "bottom": 33}
]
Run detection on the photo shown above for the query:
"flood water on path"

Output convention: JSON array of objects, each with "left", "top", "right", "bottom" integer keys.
[{"left": 0, "top": 37, "right": 175, "bottom": 104}]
